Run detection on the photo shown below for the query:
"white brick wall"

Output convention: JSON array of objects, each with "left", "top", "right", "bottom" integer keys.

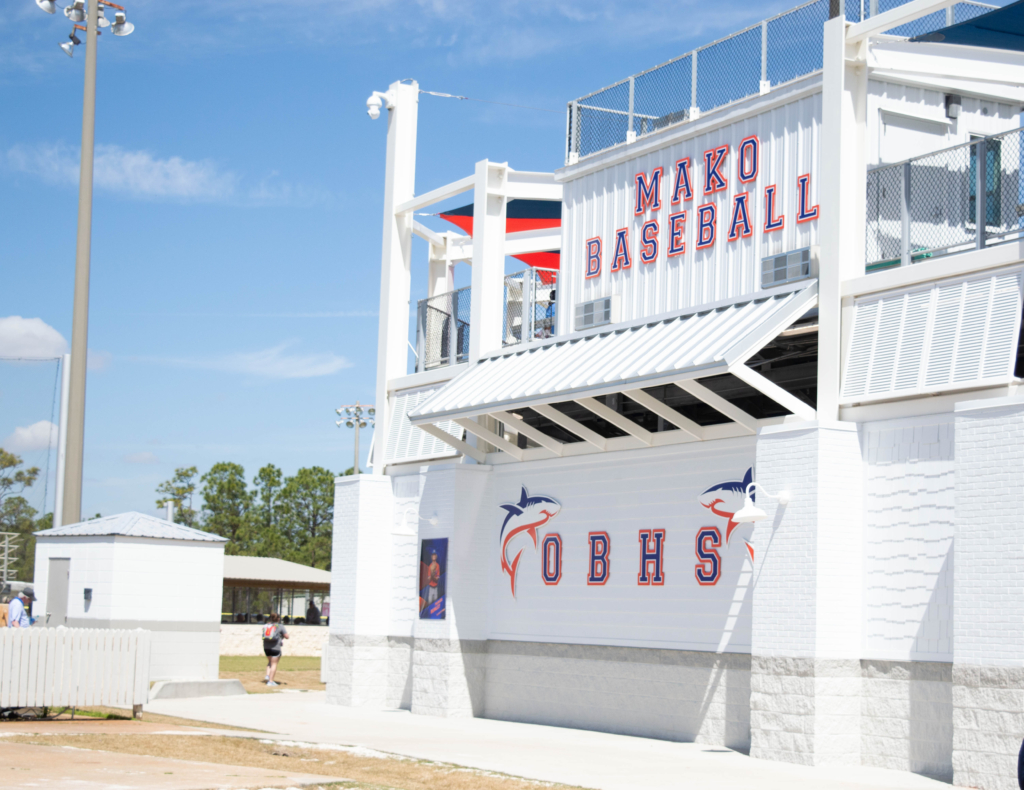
[
  {"left": 952, "top": 397, "right": 1024, "bottom": 790},
  {"left": 484, "top": 642, "right": 750, "bottom": 748},
  {"left": 863, "top": 415, "right": 955, "bottom": 662}
]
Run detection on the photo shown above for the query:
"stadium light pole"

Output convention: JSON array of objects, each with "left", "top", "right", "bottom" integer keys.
[
  {"left": 336, "top": 402, "right": 375, "bottom": 476},
  {"left": 33, "top": 0, "right": 135, "bottom": 525}
]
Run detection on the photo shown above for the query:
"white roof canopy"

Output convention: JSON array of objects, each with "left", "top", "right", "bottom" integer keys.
[
  {"left": 407, "top": 283, "right": 818, "bottom": 463},
  {"left": 222, "top": 556, "right": 332, "bottom": 590},
  {"left": 35, "top": 512, "right": 226, "bottom": 542}
]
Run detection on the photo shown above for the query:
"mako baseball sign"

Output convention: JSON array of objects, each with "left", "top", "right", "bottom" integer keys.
[{"left": 584, "top": 136, "right": 819, "bottom": 279}]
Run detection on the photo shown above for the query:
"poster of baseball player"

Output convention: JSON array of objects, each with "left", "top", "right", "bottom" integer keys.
[{"left": 418, "top": 538, "right": 448, "bottom": 619}]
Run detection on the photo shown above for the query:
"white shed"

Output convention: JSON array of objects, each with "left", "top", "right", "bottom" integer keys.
[{"left": 33, "top": 512, "right": 227, "bottom": 682}]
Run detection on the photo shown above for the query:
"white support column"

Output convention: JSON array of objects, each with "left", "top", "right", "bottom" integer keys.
[
  {"left": 818, "top": 17, "right": 867, "bottom": 421},
  {"left": 469, "top": 160, "right": 508, "bottom": 362},
  {"left": 326, "top": 475, "right": 395, "bottom": 706},
  {"left": 750, "top": 421, "right": 865, "bottom": 766},
  {"left": 373, "top": 80, "right": 419, "bottom": 474},
  {"left": 427, "top": 240, "right": 451, "bottom": 299}
]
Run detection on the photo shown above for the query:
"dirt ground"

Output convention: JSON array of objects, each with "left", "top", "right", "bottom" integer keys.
[
  {"left": 4, "top": 732, "right": 588, "bottom": 790},
  {"left": 220, "top": 655, "right": 326, "bottom": 694}
]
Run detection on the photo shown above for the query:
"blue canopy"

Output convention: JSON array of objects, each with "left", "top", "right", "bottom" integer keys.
[{"left": 912, "top": 1, "right": 1024, "bottom": 51}]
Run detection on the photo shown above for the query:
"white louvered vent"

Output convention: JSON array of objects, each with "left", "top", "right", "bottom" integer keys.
[
  {"left": 841, "top": 270, "right": 1023, "bottom": 404},
  {"left": 385, "top": 386, "right": 464, "bottom": 465}
]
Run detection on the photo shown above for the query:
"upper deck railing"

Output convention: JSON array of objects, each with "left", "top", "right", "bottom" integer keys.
[
  {"left": 866, "top": 126, "right": 1024, "bottom": 272},
  {"left": 565, "top": 0, "right": 995, "bottom": 164},
  {"left": 414, "top": 268, "right": 559, "bottom": 372}
]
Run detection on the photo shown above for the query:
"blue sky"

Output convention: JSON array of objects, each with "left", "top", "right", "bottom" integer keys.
[{"left": 1, "top": 0, "right": 800, "bottom": 519}]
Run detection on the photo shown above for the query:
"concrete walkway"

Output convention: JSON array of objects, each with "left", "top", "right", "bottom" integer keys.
[{"left": 147, "top": 691, "right": 951, "bottom": 790}]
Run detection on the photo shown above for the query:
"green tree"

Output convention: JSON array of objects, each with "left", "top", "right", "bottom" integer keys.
[
  {"left": 279, "top": 466, "right": 335, "bottom": 569},
  {"left": 0, "top": 449, "right": 40, "bottom": 504},
  {"left": 0, "top": 450, "right": 43, "bottom": 583},
  {"left": 251, "top": 464, "right": 284, "bottom": 557},
  {"left": 156, "top": 466, "right": 198, "bottom": 527},
  {"left": 200, "top": 462, "right": 253, "bottom": 554}
]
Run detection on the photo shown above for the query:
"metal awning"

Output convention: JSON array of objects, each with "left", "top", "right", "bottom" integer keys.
[{"left": 409, "top": 283, "right": 818, "bottom": 462}]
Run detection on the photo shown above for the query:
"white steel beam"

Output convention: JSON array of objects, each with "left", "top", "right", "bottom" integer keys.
[
  {"left": 469, "top": 160, "right": 507, "bottom": 362},
  {"left": 847, "top": 0, "right": 955, "bottom": 43},
  {"left": 455, "top": 417, "right": 524, "bottom": 461},
  {"left": 395, "top": 174, "right": 475, "bottom": 215},
  {"left": 576, "top": 397, "right": 654, "bottom": 446},
  {"left": 728, "top": 363, "right": 817, "bottom": 422},
  {"left": 505, "top": 227, "right": 561, "bottom": 256},
  {"left": 532, "top": 404, "right": 607, "bottom": 451},
  {"left": 416, "top": 423, "right": 487, "bottom": 464},
  {"left": 413, "top": 221, "right": 446, "bottom": 247},
  {"left": 675, "top": 380, "right": 758, "bottom": 435},
  {"left": 491, "top": 411, "right": 565, "bottom": 456},
  {"left": 624, "top": 389, "right": 704, "bottom": 441}
]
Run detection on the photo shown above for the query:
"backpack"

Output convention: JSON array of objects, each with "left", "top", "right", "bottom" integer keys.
[{"left": 262, "top": 624, "right": 277, "bottom": 642}]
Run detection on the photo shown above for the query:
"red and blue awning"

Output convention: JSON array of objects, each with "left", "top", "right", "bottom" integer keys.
[{"left": 439, "top": 198, "right": 561, "bottom": 270}]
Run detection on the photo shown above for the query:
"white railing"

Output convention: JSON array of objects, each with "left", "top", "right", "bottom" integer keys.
[{"left": 0, "top": 627, "right": 151, "bottom": 710}]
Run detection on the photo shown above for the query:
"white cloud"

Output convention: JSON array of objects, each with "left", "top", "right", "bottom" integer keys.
[
  {"left": 136, "top": 342, "right": 352, "bottom": 379},
  {"left": 3, "top": 421, "right": 57, "bottom": 454},
  {"left": 5, "top": 143, "right": 329, "bottom": 206},
  {"left": 0, "top": 316, "right": 67, "bottom": 359},
  {"left": 6, "top": 143, "right": 236, "bottom": 201},
  {"left": 123, "top": 451, "right": 160, "bottom": 464}
]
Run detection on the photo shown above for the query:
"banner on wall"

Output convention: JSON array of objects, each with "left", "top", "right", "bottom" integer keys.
[{"left": 418, "top": 538, "right": 449, "bottom": 619}]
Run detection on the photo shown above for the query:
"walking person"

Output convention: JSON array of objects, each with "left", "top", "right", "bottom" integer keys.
[
  {"left": 7, "top": 586, "right": 34, "bottom": 628},
  {"left": 262, "top": 612, "right": 289, "bottom": 686}
]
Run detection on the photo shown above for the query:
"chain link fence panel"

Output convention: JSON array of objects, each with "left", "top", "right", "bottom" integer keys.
[{"left": 567, "top": 0, "right": 992, "bottom": 163}]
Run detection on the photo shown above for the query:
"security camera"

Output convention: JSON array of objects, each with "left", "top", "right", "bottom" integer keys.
[{"left": 366, "top": 94, "right": 382, "bottom": 120}]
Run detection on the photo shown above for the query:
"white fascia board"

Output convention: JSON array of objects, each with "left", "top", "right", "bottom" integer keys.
[
  {"left": 555, "top": 74, "right": 822, "bottom": 181},
  {"left": 723, "top": 284, "right": 818, "bottom": 367},
  {"left": 505, "top": 227, "right": 561, "bottom": 255},
  {"left": 838, "top": 383, "right": 1012, "bottom": 421},
  {"left": 843, "top": 241, "right": 1024, "bottom": 299},
  {"left": 395, "top": 174, "right": 475, "bottom": 215},
  {"left": 848, "top": 0, "right": 956, "bottom": 43},
  {"left": 388, "top": 364, "right": 467, "bottom": 393},
  {"left": 870, "top": 68, "right": 1024, "bottom": 104}
]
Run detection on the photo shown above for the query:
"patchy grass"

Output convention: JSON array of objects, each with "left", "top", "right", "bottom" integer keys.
[
  {"left": 220, "top": 655, "right": 325, "bottom": 694},
  {"left": 5, "top": 733, "right": 590, "bottom": 790},
  {"left": 220, "top": 655, "right": 321, "bottom": 672}
]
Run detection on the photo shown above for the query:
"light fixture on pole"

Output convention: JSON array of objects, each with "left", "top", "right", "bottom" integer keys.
[
  {"left": 733, "top": 482, "right": 792, "bottom": 524},
  {"left": 335, "top": 402, "right": 376, "bottom": 475},
  {"left": 33, "top": 0, "right": 136, "bottom": 527}
]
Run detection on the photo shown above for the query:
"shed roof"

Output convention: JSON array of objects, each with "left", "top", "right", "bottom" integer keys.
[
  {"left": 34, "top": 512, "right": 227, "bottom": 542},
  {"left": 222, "top": 555, "right": 332, "bottom": 589}
]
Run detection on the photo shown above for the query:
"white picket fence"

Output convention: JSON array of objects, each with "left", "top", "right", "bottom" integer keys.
[{"left": 0, "top": 627, "right": 151, "bottom": 709}]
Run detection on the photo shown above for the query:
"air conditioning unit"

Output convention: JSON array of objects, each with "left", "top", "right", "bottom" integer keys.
[
  {"left": 761, "top": 246, "right": 818, "bottom": 289},
  {"left": 574, "top": 295, "right": 620, "bottom": 331}
]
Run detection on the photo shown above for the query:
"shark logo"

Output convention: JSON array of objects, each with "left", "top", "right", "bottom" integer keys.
[
  {"left": 499, "top": 487, "right": 562, "bottom": 598},
  {"left": 699, "top": 467, "right": 755, "bottom": 561}
]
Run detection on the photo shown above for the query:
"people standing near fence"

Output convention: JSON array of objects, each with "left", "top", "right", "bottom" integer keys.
[
  {"left": 7, "top": 586, "right": 34, "bottom": 628},
  {"left": 262, "top": 612, "right": 289, "bottom": 686}
]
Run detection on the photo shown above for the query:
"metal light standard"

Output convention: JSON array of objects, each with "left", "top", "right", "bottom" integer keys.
[
  {"left": 336, "top": 402, "right": 375, "bottom": 475},
  {"left": 33, "top": 0, "right": 135, "bottom": 526}
]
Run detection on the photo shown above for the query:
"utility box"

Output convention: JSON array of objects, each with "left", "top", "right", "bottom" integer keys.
[{"left": 33, "top": 512, "right": 227, "bottom": 682}]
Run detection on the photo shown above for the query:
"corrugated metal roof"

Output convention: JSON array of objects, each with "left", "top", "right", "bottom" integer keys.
[
  {"left": 222, "top": 555, "right": 332, "bottom": 587},
  {"left": 410, "top": 284, "right": 817, "bottom": 423},
  {"left": 35, "top": 512, "right": 227, "bottom": 542}
]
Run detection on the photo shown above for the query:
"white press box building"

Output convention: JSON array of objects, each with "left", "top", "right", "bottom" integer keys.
[{"left": 328, "top": 1, "right": 1024, "bottom": 787}]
